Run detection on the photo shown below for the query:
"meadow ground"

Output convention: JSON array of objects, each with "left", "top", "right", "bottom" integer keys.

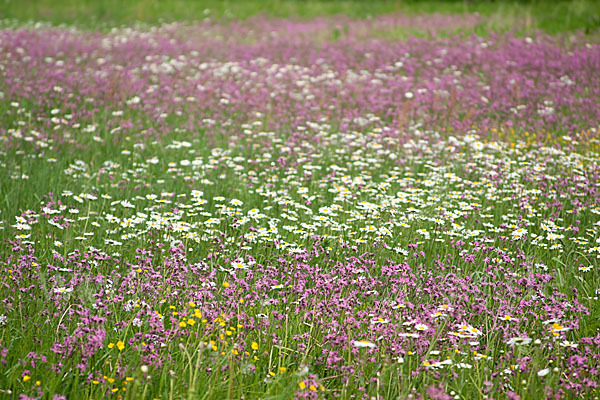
[{"left": 1, "top": 1, "right": 600, "bottom": 399}]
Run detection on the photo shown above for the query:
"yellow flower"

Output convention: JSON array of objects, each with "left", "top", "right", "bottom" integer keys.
[
  {"left": 251, "top": 342, "right": 259, "bottom": 350},
  {"left": 23, "top": 375, "right": 31, "bottom": 382},
  {"left": 117, "top": 341, "right": 125, "bottom": 351},
  {"left": 309, "top": 385, "right": 317, "bottom": 391},
  {"left": 92, "top": 380, "right": 100, "bottom": 385},
  {"left": 187, "top": 318, "right": 195, "bottom": 326},
  {"left": 188, "top": 301, "right": 196, "bottom": 307},
  {"left": 550, "top": 322, "right": 567, "bottom": 332},
  {"left": 279, "top": 367, "right": 287, "bottom": 373},
  {"left": 108, "top": 342, "right": 115, "bottom": 349},
  {"left": 299, "top": 381, "right": 306, "bottom": 389},
  {"left": 36, "top": 380, "right": 41, "bottom": 386},
  {"left": 223, "top": 281, "right": 230, "bottom": 288},
  {"left": 179, "top": 321, "right": 187, "bottom": 328}
]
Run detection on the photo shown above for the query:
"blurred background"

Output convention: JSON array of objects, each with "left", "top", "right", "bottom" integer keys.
[{"left": 1, "top": 0, "right": 599, "bottom": 34}]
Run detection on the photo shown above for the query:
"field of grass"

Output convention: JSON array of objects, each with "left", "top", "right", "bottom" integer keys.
[
  {"left": 1, "top": 1, "right": 600, "bottom": 400},
  {"left": 1, "top": 0, "right": 600, "bottom": 33}
]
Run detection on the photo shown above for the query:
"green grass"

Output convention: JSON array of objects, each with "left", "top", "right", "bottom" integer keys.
[{"left": 1, "top": 0, "right": 600, "bottom": 33}]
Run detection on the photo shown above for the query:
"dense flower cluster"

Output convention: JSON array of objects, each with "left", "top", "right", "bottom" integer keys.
[{"left": 0, "top": 14, "right": 599, "bottom": 400}]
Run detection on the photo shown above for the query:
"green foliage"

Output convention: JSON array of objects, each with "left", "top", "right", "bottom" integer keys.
[{"left": 1, "top": 0, "right": 599, "bottom": 33}]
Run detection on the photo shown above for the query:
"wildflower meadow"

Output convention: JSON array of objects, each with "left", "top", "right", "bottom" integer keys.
[{"left": 1, "top": 1, "right": 600, "bottom": 399}]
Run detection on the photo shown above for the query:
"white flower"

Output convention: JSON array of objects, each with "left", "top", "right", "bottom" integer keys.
[
  {"left": 427, "top": 359, "right": 452, "bottom": 369},
  {"left": 398, "top": 332, "right": 420, "bottom": 338},
  {"left": 127, "top": 96, "right": 141, "bottom": 105},
  {"left": 415, "top": 323, "right": 429, "bottom": 331},
  {"left": 231, "top": 260, "right": 248, "bottom": 270},
  {"left": 537, "top": 368, "right": 551, "bottom": 377},
  {"left": 512, "top": 228, "right": 527, "bottom": 238},
  {"left": 14, "top": 223, "right": 31, "bottom": 230},
  {"left": 121, "top": 200, "right": 135, "bottom": 208},
  {"left": 559, "top": 340, "right": 578, "bottom": 348},
  {"left": 506, "top": 337, "right": 532, "bottom": 346},
  {"left": 54, "top": 287, "right": 73, "bottom": 294},
  {"left": 546, "top": 232, "right": 563, "bottom": 241},
  {"left": 542, "top": 318, "right": 559, "bottom": 325},
  {"left": 353, "top": 340, "right": 376, "bottom": 349},
  {"left": 455, "top": 363, "right": 472, "bottom": 369},
  {"left": 371, "top": 318, "right": 390, "bottom": 325},
  {"left": 472, "top": 141, "right": 484, "bottom": 151},
  {"left": 295, "top": 364, "right": 309, "bottom": 376}
]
